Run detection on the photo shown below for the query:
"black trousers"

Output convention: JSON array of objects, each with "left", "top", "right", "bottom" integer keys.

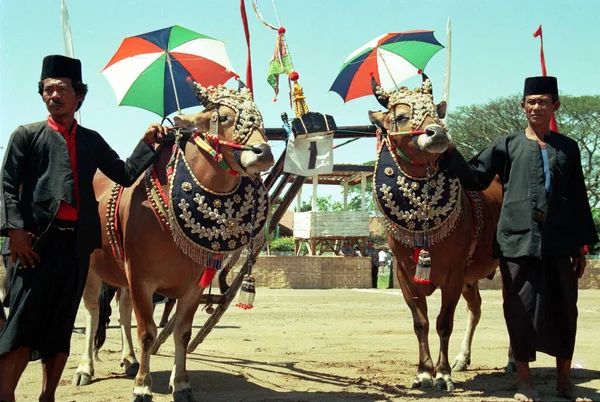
[
  {"left": 500, "top": 256, "right": 578, "bottom": 362},
  {"left": 0, "top": 227, "right": 90, "bottom": 361}
]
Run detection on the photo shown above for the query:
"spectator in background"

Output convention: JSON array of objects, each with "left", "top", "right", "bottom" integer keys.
[
  {"left": 340, "top": 241, "right": 355, "bottom": 257},
  {"left": 387, "top": 248, "right": 394, "bottom": 289},
  {"left": 378, "top": 248, "right": 388, "bottom": 273},
  {"left": 354, "top": 245, "right": 362, "bottom": 257},
  {"left": 364, "top": 241, "right": 379, "bottom": 288}
]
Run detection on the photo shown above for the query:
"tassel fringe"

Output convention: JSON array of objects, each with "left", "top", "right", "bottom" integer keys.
[
  {"left": 413, "top": 249, "right": 432, "bottom": 284},
  {"left": 236, "top": 275, "right": 256, "bottom": 310}
]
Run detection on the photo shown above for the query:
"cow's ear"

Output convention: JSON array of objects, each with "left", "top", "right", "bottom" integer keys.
[
  {"left": 369, "top": 110, "right": 387, "bottom": 129},
  {"left": 173, "top": 114, "right": 199, "bottom": 129},
  {"left": 436, "top": 101, "right": 447, "bottom": 119}
]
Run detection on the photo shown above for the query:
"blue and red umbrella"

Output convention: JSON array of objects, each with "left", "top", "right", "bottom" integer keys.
[
  {"left": 330, "top": 30, "right": 444, "bottom": 102},
  {"left": 102, "top": 25, "right": 237, "bottom": 118}
]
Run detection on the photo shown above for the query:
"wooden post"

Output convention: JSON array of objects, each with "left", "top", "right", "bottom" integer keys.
[
  {"left": 343, "top": 180, "right": 348, "bottom": 211},
  {"left": 312, "top": 175, "right": 318, "bottom": 211},
  {"left": 361, "top": 173, "right": 367, "bottom": 211},
  {"left": 296, "top": 186, "right": 302, "bottom": 212}
]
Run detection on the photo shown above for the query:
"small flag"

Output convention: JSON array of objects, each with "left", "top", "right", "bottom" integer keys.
[
  {"left": 267, "top": 27, "right": 294, "bottom": 101},
  {"left": 61, "top": 0, "right": 74, "bottom": 58},
  {"left": 61, "top": 0, "right": 80, "bottom": 123},
  {"left": 442, "top": 18, "right": 452, "bottom": 124}
]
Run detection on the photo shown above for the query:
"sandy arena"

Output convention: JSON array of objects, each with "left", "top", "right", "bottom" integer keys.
[{"left": 11, "top": 288, "right": 600, "bottom": 401}]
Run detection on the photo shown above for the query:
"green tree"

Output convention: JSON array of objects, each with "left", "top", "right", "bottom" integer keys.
[
  {"left": 447, "top": 94, "right": 600, "bottom": 208},
  {"left": 345, "top": 160, "right": 375, "bottom": 213},
  {"left": 295, "top": 195, "right": 344, "bottom": 212}
]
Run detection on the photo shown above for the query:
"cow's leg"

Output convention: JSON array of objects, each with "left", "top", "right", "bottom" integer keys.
[
  {"left": 73, "top": 270, "right": 102, "bottom": 386},
  {"left": 397, "top": 266, "right": 434, "bottom": 389},
  {"left": 169, "top": 287, "right": 203, "bottom": 402},
  {"left": 433, "top": 273, "right": 463, "bottom": 392},
  {"left": 452, "top": 281, "right": 482, "bottom": 372},
  {"left": 118, "top": 287, "right": 139, "bottom": 378},
  {"left": 130, "top": 281, "right": 157, "bottom": 402}
]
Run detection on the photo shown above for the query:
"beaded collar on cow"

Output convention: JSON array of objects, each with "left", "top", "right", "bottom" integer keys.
[
  {"left": 166, "top": 145, "right": 269, "bottom": 266},
  {"left": 191, "top": 83, "right": 264, "bottom": 145},
  {"left": 373, "top": 139, "right": 461, "bottom": 248},
  {"left": 374, "top": 79, "right": 447, "bottom": 132}
]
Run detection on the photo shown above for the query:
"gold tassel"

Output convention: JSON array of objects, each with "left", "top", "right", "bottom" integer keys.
[
  {"left": 236, "top": 274, "right": 256, "bottom": 310},
  {"left": 413, "top": 249, "right": 432, "bottom": 284},
  {"left": 292, "top": 81, "right": 309, "bottom": 118}
]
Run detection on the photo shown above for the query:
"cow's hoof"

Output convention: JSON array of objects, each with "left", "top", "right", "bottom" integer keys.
[
  {"left": 131, "top": 395, "right": 152, "bottom": 402},
  {"left": 125, "top": 362, "right": 140, "bottom": 378},
  {"left": 451, "top": 358, "right": 470, "bottom": 372},
  {"left": 505, "top": 361, "right": 517, "bottom": 374},
  {"left": 72, "top": 371, "right": 93, "bottom": 386},
  {"left": 173, "top": 389, "right": 197, "bottom": 402},
  {"left": 434, "top": 377, "right": 455, "bottom": 392},
  {"left": 411, "top": 376, "right": 433, "bottom": 390}
]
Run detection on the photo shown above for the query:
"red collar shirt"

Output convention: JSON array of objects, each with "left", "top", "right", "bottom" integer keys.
[{"left": 48, "top": 116, "right": 79, "bottom": 221}]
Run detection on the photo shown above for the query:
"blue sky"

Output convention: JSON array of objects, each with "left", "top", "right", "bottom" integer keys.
[{"left": 1, "top": 0, "right": 598, "bottom": 201}]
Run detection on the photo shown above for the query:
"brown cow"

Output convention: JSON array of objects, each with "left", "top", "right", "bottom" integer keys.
[
  {"left": 73, "top": 81, "right": 274, "bottom": 402},
  {"left": 369, "top": 75, "right": 502, "bottom": 391}
]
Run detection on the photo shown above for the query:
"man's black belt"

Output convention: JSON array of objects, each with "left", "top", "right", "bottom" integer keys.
[
  {"left": 534, "top": 210, "right": 546, "bottom": 224},
  {"left": 51, "top": 218, "right": 77, "bottom": 231}
]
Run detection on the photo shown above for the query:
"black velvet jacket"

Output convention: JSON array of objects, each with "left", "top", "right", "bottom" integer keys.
[
  {"left": 444, "top": 131, "right": 598, "bottom": 258},
  {"left": 1, "top": 120, "right": 156, "bottom": 255}
]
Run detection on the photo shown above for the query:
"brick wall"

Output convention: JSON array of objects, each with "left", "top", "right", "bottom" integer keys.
[{"left": 228, "top": 256, "right": 372, "bottom": 289}]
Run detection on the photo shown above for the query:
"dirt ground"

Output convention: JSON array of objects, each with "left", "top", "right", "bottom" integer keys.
[{"left": 12, "top": 288, "right": 600, "bottom": 402}]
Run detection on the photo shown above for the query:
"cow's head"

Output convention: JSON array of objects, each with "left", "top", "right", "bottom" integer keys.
[
  {"left": 368, "top": 74, "right": 450, "bottom": 163},
  {"left": 174, "top": 80, "right": 274, "bottom": 177}
]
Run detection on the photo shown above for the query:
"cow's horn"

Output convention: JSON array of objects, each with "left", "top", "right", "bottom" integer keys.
[
  {"left": 237, "top": 78, "right": 248, "bottom": 91},
  {"left": 421, "top": 73, "right": 433, "bottom": 96},
  {"left": 187, "top": 77, "right": 210, "bottom": 106},
  {"left": 371, "top": 75, "right": 389, "bottom": 108}
]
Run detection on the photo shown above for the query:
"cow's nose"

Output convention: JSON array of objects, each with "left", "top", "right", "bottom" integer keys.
[{"left": 251, "top": 143, "right": 273, "bottom": 160}]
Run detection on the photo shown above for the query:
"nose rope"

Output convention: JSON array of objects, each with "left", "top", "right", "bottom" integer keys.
[{"left": 387, "top": 112, "right": 442, "bottom": 168}]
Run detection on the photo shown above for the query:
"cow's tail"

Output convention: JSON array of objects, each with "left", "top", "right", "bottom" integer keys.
[{"left": 94, "top": 282, "right": 118, "bottom": 358}]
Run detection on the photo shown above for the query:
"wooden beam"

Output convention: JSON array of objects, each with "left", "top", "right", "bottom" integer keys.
[
  {"left": 361, "top": 173, "right": 367, "bottom": 211},
  {"left": 343, "top": 180, "right": 348, "bottom": 211},
  {"left": 332, "top": 164, "right": 374, "bottom": 173},
  {"left": 265, "top": 125, "right": 378, "bottom": 141},
  {"left": 312, "top": 175, "right": 318, "bottom": 211},
  {"left": 296, "top": 186, "right": 302, "bottom": 213}
]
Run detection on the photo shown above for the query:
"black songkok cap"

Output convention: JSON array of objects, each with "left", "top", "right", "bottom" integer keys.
[
  {"left": 40, "top": 55, "right": 82, "bottom": 82},
  {"left": 523, "top": 76, "right": 558, "bottom": 97}
]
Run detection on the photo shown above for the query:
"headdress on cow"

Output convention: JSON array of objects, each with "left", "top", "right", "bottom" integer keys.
[
  {"left": 523, "top": 76, "right": 558, "bottom": 98},
  {"left": 371, "top": 74, "right": 445, "bottom": 130},
  {"left": 187, "top": 78, "right": 264, "bottom": 144},
  {"left": 41, "top": 55, "right": 82, "bottom": 82}
]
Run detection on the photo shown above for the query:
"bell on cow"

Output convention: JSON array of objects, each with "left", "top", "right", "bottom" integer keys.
[
  {"left": 413, "top": 249, "right": 432, "bottom": 284},
  {"left": 236, "top": 274, "right": 256, "bottom": 310}
]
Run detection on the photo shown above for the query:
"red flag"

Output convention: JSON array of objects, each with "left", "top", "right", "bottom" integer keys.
[
  {"left": 240, "top": 0, "right": 254, "bottom": 96},
  {"left": 533, "top": 25, "right": 558, "bottom": 131}
]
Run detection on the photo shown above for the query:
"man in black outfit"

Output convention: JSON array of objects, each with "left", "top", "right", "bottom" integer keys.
[
  {"left": 0, "top": 55, "right": 168, "bottom": 402},
  {"left": 443, "top": 76, "right": 597, "bottom": 402}
]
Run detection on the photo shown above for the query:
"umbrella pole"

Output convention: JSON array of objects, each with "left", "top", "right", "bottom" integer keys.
[
  {"left": 166, "top": 53, "right": 182, "bottom": 115},
  {"left": 377, "top": 48, "right": 400, "bottom": 90}
]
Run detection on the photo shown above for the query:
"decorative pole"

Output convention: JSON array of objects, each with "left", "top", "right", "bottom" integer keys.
[{"left": 533, "top": 25, "right": 558, "bottom": 132}]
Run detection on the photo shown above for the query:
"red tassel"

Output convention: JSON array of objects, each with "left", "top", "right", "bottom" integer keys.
[
  {"left": 199, "top": 268, "right": 217, "bottom": 287},
  {"left": 413, "top": 247, "right": 422, "bottom": 263}
]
